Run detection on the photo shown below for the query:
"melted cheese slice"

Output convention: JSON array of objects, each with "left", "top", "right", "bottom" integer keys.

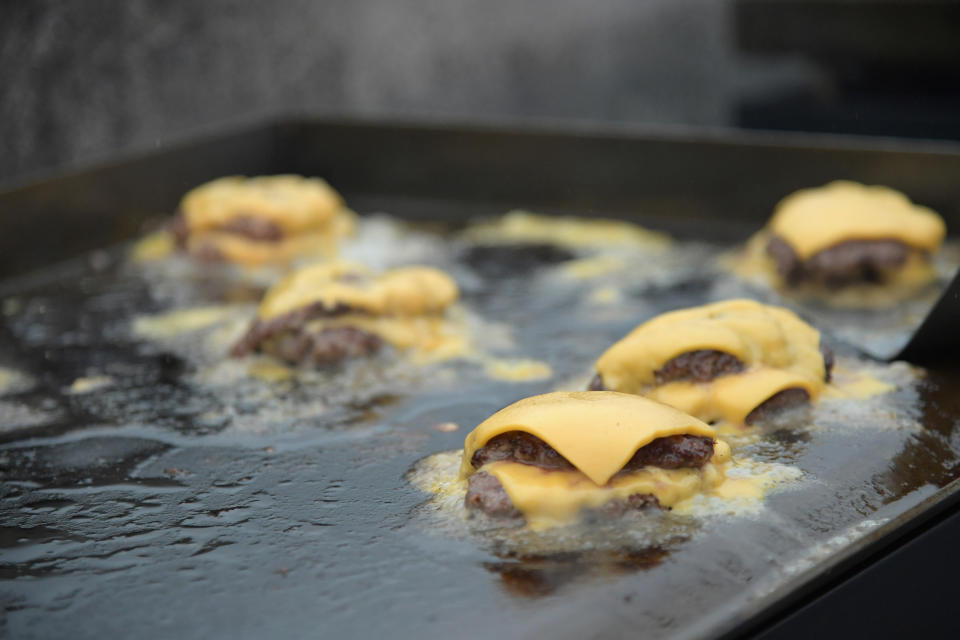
[
  {"left": 769, "top": 181, "right": 945, "bottom": 259},
  {"left": 179, "top": 175, "right": 356, "bottom": 266},
  {"left": 596, "top": 299, "right": 825, "bottom": 392},
  {"left": 484, "top": 439, "right": 730, "bottom": 528},
  {"left": 648, "top": 369, "right": 817, "bottom": 424},
  {"left": 186, "top": 228, "right": 350, "bottom": 267},
  {"left": 181, "top": 175, "right": 350, "bottom": 234},
  {"left": 461, "top": 391, "right": 716, "bottom": 486},
  {"left": 257, "top": 263, "right": 459, "bottom": 320}
]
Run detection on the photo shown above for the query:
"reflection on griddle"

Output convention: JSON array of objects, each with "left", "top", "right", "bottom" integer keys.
[
  {"left": 875, "top": 370, "right": 960, "bottom": 502},
  {"left": 485, "top": 546, "right": 673, "bottom": 598}
]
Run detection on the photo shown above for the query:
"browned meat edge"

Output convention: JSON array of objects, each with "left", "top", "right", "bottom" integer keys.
[
  {"left": 654, "top": 349, "right": 745, "bottom": 384},
  {"left": 464, "top": 471, "right": 661, "bottom": 519},
  {"left": 230, "top": 301, "right": 360, "bottom": 358},
  {"left": 766, "top": 234, "right": 914, "bottom": 288},
  {"left": 743, "top": 387, "right": 811, "bottom": 425},
  {"left": 265, "top": 326, "right": 383, "bottom": 365},
  {"left": 471, "top": 431, "right": 715, "bottom": 472}
]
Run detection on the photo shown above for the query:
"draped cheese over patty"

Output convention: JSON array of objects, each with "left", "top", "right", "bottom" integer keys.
[
  {"left": 257, "top": 262, "right": 459, "bottom": 321},
  {"left": 595, "top": 300, "right": 827, "bottom": 424},
  {"left": 596, "top": 300, "right": 824, "bottom": 391},
  {"left": 461, "top": 391, "right": 717, "bottom": 486},
  {"left": 177, "top": 175, "right": 356, "bottom": 266},
  {"left": 181, "top": 175, "right": 351, "bottom": 234},
  {"left": 769, "top": 181, "right": 945, "bottom": 259},
  {"left": 484, "top": 446, "right": 729, "bottom": 525}
]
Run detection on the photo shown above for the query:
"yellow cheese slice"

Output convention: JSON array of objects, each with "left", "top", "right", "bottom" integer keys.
[
  {"left": 646, "top": 368, "right": 819, "bottom": 425},
  {"left": 186, "top": 229, "right": 347, "bottom": 267},
  {"left": 710, "top": 368, "right": 817, "bottom": 424},
  {"left": 595, "top": 299, "right": 825, "bottom": 392},
  {"left": 180, "top": 175, "right": 349, "bottom": 234},
  {"left": 484, "top": 439, "right": 730, "bottom": 528},
  {"left": 769, "top": 181, "right": 945, "bottom": 259},
  {"left": 461, "top": 391, "right": 716, "bottom": 486},
  {"left": 257, "top": 263, "right": 459, "bottom": 320}
]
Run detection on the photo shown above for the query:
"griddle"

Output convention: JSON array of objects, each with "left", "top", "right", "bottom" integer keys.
[{"left": 2, "top": 118, "right": 960, "bottom": 639}]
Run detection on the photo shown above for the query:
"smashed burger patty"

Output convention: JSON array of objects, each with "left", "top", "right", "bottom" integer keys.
[
  {"left": 591, "top": 299, "right": 831, "bottom": 425},
  {"left": 460, "top": 391, "right": 729, "bottom": 526},
  {"left": 763, "top": 181, "right": 945, "bottom": 288},
  {"left": 231, "top": 262, "right": 459, "bottom": 365},
  {"left": 172, "top": 175, "right": 356, "bottom": 266}
]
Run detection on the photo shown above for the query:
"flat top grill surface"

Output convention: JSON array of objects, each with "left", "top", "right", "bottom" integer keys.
[{"left": 2, "top": 119, "right": 960, "bottom": 640}]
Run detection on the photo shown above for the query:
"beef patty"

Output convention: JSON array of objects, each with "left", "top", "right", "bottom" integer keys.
[
  {"left": 766, "top": 234, "right": 912, "bottom": 288},
  {"left": 231, "top": 301, "right": 359, "bottom": 359},
  {"left": 470, "top": 431, "right": 715, "bottom": 473},
  {"left": 266, "top": 326, "right": 383, "bottom": 365},
  {"left": 654, "top": 349, "right": 745, "bottom": 384}
]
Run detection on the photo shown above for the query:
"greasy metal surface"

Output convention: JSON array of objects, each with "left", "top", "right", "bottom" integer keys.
[
  {"left": 1, "top": 227, "right": 959, "bottom": 640},
  {"left": 2, "top": 120, "right": 960, "bottom": 639}
]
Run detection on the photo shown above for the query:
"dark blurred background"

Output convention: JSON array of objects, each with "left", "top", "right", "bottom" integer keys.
[{"left": 2, "top": 0, "right": 959, "bottom": 185}]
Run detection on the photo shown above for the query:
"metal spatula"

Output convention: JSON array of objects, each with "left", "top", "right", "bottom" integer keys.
[{"left": 891, "top": 269, "right": 960, "bottom": 365}]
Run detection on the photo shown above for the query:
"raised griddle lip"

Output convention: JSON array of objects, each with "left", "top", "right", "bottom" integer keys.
[{"left": 7, "top": 112, "right": 960, "bottom": 193}]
